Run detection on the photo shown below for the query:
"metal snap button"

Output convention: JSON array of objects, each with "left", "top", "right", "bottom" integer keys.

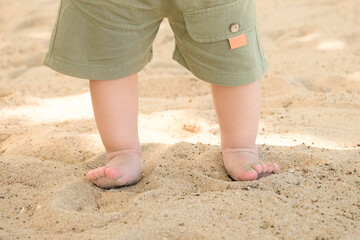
[{"left": 230, "top": 23, "right": 240, "bottom": 33}]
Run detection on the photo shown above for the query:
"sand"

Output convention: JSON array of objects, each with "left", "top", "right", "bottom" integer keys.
[{"left": 0, "top": 0, "right": 359, "bottom": 239}]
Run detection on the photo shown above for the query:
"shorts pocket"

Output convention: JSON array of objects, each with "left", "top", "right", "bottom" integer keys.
[{"left": 182, "top": 0, "right": 256, "bottom": 43}]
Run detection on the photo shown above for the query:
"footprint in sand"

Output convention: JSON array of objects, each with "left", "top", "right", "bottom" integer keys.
[
  {"left": 81, "top": 145, "right": 166, "bottom": 213},
  {"left": 54, "top": 179, "right": 150, "bottom": 214},
  {"left": 53, "top": 181, "right": 99, "bottom": 212}
]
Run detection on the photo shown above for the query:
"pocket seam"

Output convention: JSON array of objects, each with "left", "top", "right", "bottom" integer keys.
[
  {"left": 183, "top": 0, "right": 239, "bottom": 17},
  {"left": 188, "top": 26, "right": 256, "bottom": 43},
  {"left": 48, "top": 0, "right": 64, "bottom": 57},
  {"left": 182, "top": 0, "right": 256, "bottom": 43}
]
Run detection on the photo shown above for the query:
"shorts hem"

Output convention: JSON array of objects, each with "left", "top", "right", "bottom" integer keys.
[
  {"left": 43, "top": 50, "right": 153, "bottom": 80},
  {"left": 172, "top": 50, "right": 269, "bottom": 86}
]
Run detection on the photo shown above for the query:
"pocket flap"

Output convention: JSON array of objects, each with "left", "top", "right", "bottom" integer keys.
[{"left": 183, "top": 0, "right": 256, "bottom": 43}]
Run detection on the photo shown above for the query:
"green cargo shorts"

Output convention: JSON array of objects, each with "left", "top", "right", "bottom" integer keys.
[{"left": 44, "top": 0, "right": 269, "bottom": 86}]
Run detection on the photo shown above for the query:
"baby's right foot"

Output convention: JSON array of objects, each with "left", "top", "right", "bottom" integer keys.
[
  {"left": 87, "top": 149, "right": 142, "bottom": 189},
  {"left": 222, "top": 147, "right": 279, "bottom": 181}
]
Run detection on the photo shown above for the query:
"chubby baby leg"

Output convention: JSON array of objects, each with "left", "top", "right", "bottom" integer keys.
[
  {"left": 210, "top": 80, "right": 279, "bottom": 181},
  {"left": 87, "top": 73, "right": 142, "bottom": 189}
]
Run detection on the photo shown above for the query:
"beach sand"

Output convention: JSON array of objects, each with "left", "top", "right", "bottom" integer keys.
[{"left": 0, "top": 0, "right": 359, "bottom": 239}]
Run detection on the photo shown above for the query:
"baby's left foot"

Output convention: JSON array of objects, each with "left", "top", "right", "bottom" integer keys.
[{"left": 222, "top": 147, "right": 279, "bottom": 181}]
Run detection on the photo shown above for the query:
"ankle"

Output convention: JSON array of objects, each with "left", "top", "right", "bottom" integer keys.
[
  {"left": 221, "top": 146, "right": 258, "bottom": 156},
  {"left": 106, "top": 147, "right": 141, "bottom": 162}
]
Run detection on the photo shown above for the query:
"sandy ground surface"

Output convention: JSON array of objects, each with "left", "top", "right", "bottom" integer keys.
[{"left": 1, "top": 0, "right": 360, "bottom": 239}]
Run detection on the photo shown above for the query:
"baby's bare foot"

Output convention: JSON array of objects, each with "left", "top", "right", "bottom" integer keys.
[
  {"left": 222, "top": 147, "right": 279, "bottom": 181},
  {"left": 87, "top": 149, "right": 142, "bottom": 189}
]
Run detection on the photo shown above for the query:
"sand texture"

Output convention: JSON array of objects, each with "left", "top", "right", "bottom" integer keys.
[{"left": 0, "top": 0, "right": 360, "bottom": 239}]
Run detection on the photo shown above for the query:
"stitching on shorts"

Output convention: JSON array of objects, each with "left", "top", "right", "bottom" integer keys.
[
  {"left": 47, "top": 48, "right": 152, "bottom": 71},
  {"left": 172, "top": 50, "right": 266, "bottom": 85},
  {"left": 163, "top": 0, "right": 167, "bottom": 18},
  {"left": 49, "top": 0, "right": 64, "bottom": 57},
  {"left": 188, "top": 26, "right": 255, "bottom": 43},
  {"left": 191, "top": 63, "right": 264, "bottom": 77},
  {"left": 182, "top": 0, "right": 256, "bottom": 43},
  {"left": 254, "top": 25, "right": 267, "bottom": 72},
  {"left": 189, "top": 64, "right": 265, "bottom": 84},
  {"left": 182, "top": 0, "right": 239, "bottom": 16}
]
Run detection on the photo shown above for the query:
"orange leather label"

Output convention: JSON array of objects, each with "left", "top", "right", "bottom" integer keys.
[{"left": 228, "top": 33, "right": 248, "bottom": 50}]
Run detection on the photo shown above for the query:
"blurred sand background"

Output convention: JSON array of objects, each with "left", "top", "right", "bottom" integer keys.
[{"left": 0, "top": 0, "right": 359, "bottom": 239}]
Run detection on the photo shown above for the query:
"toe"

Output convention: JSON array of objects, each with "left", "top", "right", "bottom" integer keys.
[
  {"left": 239, "top": 169, "right": 258, "bottom": 181},
  {"left": 272, "top": 163, "right": 279, "bottom": 172},
  {"left": 251, "top": 162, "right": 263, "bottom": 173},
  {"left": 94, "top": 167, "right": 105, "bottom": 179},
  {"left": 232, "top": 168, "right": 258, "bottom": 181},
  {"left": 91, "top": 168, "right": 100, "bottom": 179},
  {"left": 98, "top": 167, "right": 106, "bottom": 177},
  {"left": 261, "top": 162, "right": 268, "bottom": 173},
  {"left": 265, "top": 162, "right": 274, "bottom": 172},
  {"left": 87, "top": 169, "right": 96, "bottom": 180},
  {"left": 104, "top": 166, "right": 122, "bottom": 179}
]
